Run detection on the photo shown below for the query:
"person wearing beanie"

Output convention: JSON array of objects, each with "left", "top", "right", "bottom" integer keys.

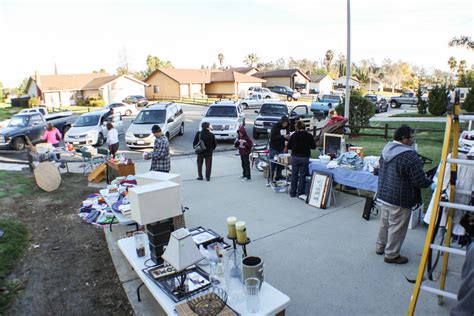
[
  {"left": 234, "top": 125, "right": 253, "bottom": 181},
  {"left": 144, "top": 124, "right": 170, "bottom": 172}
]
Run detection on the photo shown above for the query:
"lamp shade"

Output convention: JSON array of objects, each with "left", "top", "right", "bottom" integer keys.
[{"left": 162, "top": 228, "right": 204, "bottom": 272}]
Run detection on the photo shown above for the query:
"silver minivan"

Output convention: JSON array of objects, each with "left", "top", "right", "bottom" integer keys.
[{"left": 125, "top": 102, "right": 184, "bottom": 148}]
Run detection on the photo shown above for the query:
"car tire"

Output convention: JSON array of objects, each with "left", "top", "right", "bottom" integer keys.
[
  {"left": 165, "top": 132, "right": 170, "bottom": 140},
  {"left": 265, "top": 96, "right": 271, "bottom": 99},
  {"left": 242, "top": 103, "right": 248, "bottom": 109},
  {"left": 390, "top": 101, "right": 398, "bottom": 108},
  {"left": 12, "top": 137, "right": 26, "bottom": 151},
  {"left": 96, "top": 133, "right": 105, "bottom": 146},
  {"left": 125, "top": 110, "right": 132, "bottom": 116},
  {"left": 287, "top": 96, "right": 292, "bottom": 101},
  {"left": 178, "top": 123, "right": 184, "bottom": 136},
  {"left": 253, "top": 129, "right": 259, "bottom": 139}
]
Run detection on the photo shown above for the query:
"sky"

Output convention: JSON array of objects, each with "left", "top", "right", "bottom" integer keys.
[{"left": 0, "top": 0, "right": 473, "bottom": 87}]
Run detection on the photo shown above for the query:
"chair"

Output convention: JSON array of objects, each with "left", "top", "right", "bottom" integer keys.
[{"left": 80, "top": 148, "right": 106, "bottom": 175}]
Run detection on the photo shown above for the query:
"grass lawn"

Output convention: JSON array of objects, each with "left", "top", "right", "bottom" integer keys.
[{"left": 0, "top": 171, "right": 32, "bottom": 312}]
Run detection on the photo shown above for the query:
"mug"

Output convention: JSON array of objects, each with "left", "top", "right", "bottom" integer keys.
[{"left": 242, "top": 256, "right": 264, "bottom": 290}]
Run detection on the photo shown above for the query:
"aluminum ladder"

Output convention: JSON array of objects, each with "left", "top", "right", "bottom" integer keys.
[{"left": 407, "top": 97, "right": 474, "bottom": 315}]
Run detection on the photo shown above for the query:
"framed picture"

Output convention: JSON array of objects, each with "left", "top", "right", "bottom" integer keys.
[
  {"left": 323, "top": 133, "right": 344, "bottom": 157},
  {"left": 188, "top": 226, "right": 222, "bottom": 247},
  {"left": 307, "top": 172, "right": 333, "bottom": 209}
]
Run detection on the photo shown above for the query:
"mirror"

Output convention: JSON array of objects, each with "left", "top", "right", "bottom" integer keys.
[
  {"left": 167, "top": 117, "right": 174, "bottom": 123},
  {"left": 254, "top": 110, "right": 259, "bottom": 114}
]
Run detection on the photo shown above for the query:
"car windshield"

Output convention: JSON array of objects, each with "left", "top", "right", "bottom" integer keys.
[
  {"left": 260, "top": 104, "right": 288, "bottom": 115},
  {"left": 8, "top": 116, "right": 29, "bottom": 127},
  {"left": 364, "top": 95, "right": 377, "bottom": 102},
  {"left": 321, "top": 95, "right": 340, "bottom": 101},
  {"left": 134, "top": 110, "right": 165, "bottom": 124},
  {"left": 206, "top": 106, "right": 237, "bottom": 117},
  {"left": 74, "top": 115, "right": 100, "bottom": 127}
]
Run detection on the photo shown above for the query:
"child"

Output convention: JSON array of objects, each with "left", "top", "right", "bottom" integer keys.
[{"left": 234, "top": 126, "right": 253, "bottom": 181}]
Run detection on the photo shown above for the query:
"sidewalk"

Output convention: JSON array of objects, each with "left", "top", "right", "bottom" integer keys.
[{"left": 104, "top": 152, "right": 462, "bottom": 315}]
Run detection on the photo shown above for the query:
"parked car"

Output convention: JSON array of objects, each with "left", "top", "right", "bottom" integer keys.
[
  {"left": 200, "top": 101, "right": 245, "bottom": 141},
  {"left": 459, "top": 120, "right": 473, "bottom": 152},
  {"left": 122, "top": 95, "right": 148, "bottom": 107},
  {"left": 0, "top": 111, "right": 76, "bottom": 150},
  {"left": 240, "top": 94, "right": 280, "bottom": 110},
  {"left": 388, "top": 92, "right": 427, "bottom": 108},
  {"left": 248, "top": 87, "right": 278, "bottom": 99},
  {"left": 105, "top": 102, "right": 138, "bottom": 116},
  {"left": 268, "top": 86, "right": 301, "bottom": 101},
  {"left": 310, "top": 94, "right": 343, "bottom": 115},
  {"left": 364, "top": 94, "right": 388, "bottom": 113},
  {"left": 64, "top": 110, "right": 123, "bottom": 147},
  {"left": 253, "top": 102, "right": 289, "bottom": 139},
  {"left": 125, "top": 102, "right": 184, "bottom": 148},
  {"left": 19, "top": 106, "right": 75, "bottom": 120}
]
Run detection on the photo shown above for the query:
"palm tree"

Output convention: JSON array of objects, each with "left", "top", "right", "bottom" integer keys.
[
  {"left": 217, "top": 53, "right": 224, "bottom": 69},
  {"left": 243, "top": 53, "right": 259, "bottom": 67},
  {"left": 457, "top": 59, "right": 467, "bottom": 82},
  {"left": 448, "top": 56, "right": 457, "bottom": 83},
  {"left": 324, "top": 50, "right": 334, "bottom": 72}
]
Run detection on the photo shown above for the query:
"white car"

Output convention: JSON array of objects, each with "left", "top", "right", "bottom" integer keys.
[
  {"left": 125, "top": 102, "right": 184, "bottom": 148},
  {"left": 459, "top": 121, "right": 473, "bottom": 152},
  {"left": 105, "top": 102, "right": 138, "bottom": 116},
  {"left": 200, "top": 101, "right": 245, "bottom": 140},
  {"left": 240, "top": 94, "right": 280, "bottom": 109},
  {"left": 64, "top": 110, "right": 124, "bottom": 146},
  {"left": 248, "top": 87, "right": 279, "bottom": 99}
]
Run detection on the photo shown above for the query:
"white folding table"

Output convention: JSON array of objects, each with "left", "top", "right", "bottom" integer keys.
[{"left": 118, "top": 236, "right": 290, "bottom": 315}]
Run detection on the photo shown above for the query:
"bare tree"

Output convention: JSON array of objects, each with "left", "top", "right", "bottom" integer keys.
[
  {"left": 449, "top": 36, "right": 474, "bottom": 51},
  {"left": 243, "top": 53, "right": 260, "bottom": 67},
  {"left": 217, "top": 53, "right": 224, "bottom": 69},
  {"left": 324, "top": 50, "right": 334, "bottom": 72},
  {"left": 448, "top": 56, "right": 457, "bottom": 83},
  {"left": 116, "top": 47, "right": 130, "bottom": 75}
]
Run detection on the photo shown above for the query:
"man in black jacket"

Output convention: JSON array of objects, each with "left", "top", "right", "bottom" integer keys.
[
  {"left": 288, "top": 120, "right": 316, "bottom": 197},
  {"left": 269, "top": 115, "right": 289, "bottom": 181},
  {"left": 376, "top": 125, "right": 432, "bottom": 264},
  {"left": 193, "top": 122, "right": 217, "bottom": 181}
]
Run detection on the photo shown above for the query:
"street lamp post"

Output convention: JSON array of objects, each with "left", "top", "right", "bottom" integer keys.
[{"left": 344, "top": 0, "right": 351, "bottom": 119}]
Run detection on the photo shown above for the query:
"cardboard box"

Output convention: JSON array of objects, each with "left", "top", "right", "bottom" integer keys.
[
  {"left": 128, "top": 180, "right": 182, "bottom": 225},
  {"left": 135, "top": 171, "right": 181, "bottom": 186}
]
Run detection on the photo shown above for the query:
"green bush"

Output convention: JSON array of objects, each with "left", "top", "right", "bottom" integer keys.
[
  {"left": 428, "top": 85, "right": 449, "bottom": 116},
  {"left": 335, "top": 91, "right": 375, "bottom": 133},
  {"left": 463, "top": 84, "right": 474, "bottom": 112},
  {"left": 85, "top": 95, "right": 105, "bottom": 107},
  {"left": 416, "top": 85, "right": 428, "bottom": 114},
  {"left": 28, "top": 96, "right": 41, "bottom": 108}
]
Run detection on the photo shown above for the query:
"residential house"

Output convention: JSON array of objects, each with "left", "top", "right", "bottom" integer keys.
[
  {"left": 334, "top": 76, "right": 360, "bottom": 90},
  {"left": 144, "top": 68, "right": 265, "bottom": 99},
  {"left": 25, "top": 72, "right": 148, "bottom": 107},
  {"left": 309, "top": 74, "right": 334, "bottom": 95},
  {"left": 229, "top": 67, "right": 259, "bottom": 76},
  {"left": 252, "top": 69, "right": 311, "bottom": 93},
  {"left": 367, "top": 78, "right": 384, "bottom": 92}
]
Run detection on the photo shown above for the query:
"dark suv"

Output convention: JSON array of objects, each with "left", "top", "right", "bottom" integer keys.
[
  {"left": 268, "top": 86, "right": 301, "bottom": 101},
  {"left": 122, "top": 95, "right": 148, "bottom": 107},
  {"left": 364, "top": 94, "right": 388, "bottom": 113}
]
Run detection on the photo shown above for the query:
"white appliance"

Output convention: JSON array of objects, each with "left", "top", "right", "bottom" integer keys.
[{"left": 135, "top": 171, "right": 182, "bottom": 186}]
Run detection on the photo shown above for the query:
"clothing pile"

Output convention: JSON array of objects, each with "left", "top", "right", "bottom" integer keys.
[
  {"left": 79, "top": 175, "right": 137, "bottom": 226},
  {"left": 335, "top": 151, "right": 364, "bottom": 170}
]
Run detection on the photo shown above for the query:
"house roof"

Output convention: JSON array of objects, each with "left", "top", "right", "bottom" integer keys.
[
  {"left": 336, "top": 76, "right": 361, "bottom": 83},
  {"left": 30, "top": 73, "right": 111, "bottom": 91},
  {"left": 253, "top": 69, "right": 311, "bottom": 81},
  {"left": 210, "top": 71, "right": 265, "bottom": 83},
  {"left": 310, "top": 74, "right": 332, "bottom": 83},
  {"left": 229, "top": 67, "right": 259, "bottom": 74},
  {"left": 147, "top": 68, "right": 221, "bottom": 84},
  {"left": 82, "top": 75, "right": 148, "bottom": 90}
]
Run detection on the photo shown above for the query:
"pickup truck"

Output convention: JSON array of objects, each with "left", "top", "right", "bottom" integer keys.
[
  {"left": 310, "top": 94, "right": 343, "bottom": 115},
  {"left": 0, "top": 111, "right": 76, "bottom": 150},
  {"left": 388, "top": 92, "right": 427, "bottom": 108},
  {"left": 240, "top": 95, "right": 280, "bottom": 109}
]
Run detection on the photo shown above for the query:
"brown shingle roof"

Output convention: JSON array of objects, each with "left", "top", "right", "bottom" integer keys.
[
  {"left": 253, "top": 69, "right": 311, "bottom": 81},
  {"left": 148, "top": 68, "right": 221, "bottom": 84},
  {"left": 33, "top": 73, "right": 111, "bottom": 91},
  {"left": 310, "top": 74, "right": 332, "bottom": 83},
  {"left": 229, "top": 67, "right": 259, "bottom": 74},
  {"left": 211, "top": 71, "right": 265, "bottom": 83}
]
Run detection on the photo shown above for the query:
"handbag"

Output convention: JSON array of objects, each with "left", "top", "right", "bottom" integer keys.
[{"left": 193, "top": 131, "right": 207, "bottom": 154}]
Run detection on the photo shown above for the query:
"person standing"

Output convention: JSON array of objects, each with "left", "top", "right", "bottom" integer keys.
[
  {"left": 193, "top": 122, "right": 217, "bottom": 181},
  {"left": 234, "top": 125, "right": 253, "bottom": 181},
  {"left": 269, "top": 115, "right": 289, "bottom": 181},
  {"left": 376, "top": 125, "right": 432, "bottom": 264},
  {"left": 288, "top": 120, "right": 316, "bottom": 197},
  {"left": 106, "top": 123, "right": 119, "bottom": 158},
  {"left": 42, "top": 123, "right": 61, "bottom": 147},
  {"left": 144, "top": 125, "right": 170, "bottom": 172}
]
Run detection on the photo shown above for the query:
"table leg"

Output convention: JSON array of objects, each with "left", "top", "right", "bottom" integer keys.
[
  {"left": 136, "top": 282, "right": 145, "bottom": 302},
  {"left": 109, "top": 216, "right": 115, "bottom": 232},
  {"left": 276, "top": 310, "right": 286, "bottom": 316}
]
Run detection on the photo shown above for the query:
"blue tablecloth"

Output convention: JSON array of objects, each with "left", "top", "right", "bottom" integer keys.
[{"left": 308, "top": 161, "right": 379, "bottom": 193}]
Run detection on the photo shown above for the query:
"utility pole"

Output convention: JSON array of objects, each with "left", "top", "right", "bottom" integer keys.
[{"left": 344, "top": 0, "right": 351, "bottom": 118}]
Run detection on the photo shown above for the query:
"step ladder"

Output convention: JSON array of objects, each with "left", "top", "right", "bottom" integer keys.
[{"left": 407, "top": 94, "right": 474, "bottom": 315}]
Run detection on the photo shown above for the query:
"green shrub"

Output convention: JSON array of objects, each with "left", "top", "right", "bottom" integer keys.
[
  {"left": 335, "top": 91, "right": 375, "bottom": 133},
  {"left": 75, "top": 100, "right": 86, "bottom": 107},
  {"left": 416, "top": 85, "right": 428, "bottom": 114},
  {"left": 28, "top": 96, "right": 41, "bottom": 107},
  {"left": 428, "top": 85, "right": 449, "bottom": 116},
  {"left": 85, "top": 95, "right": 105, "bottom": 107},
  {"left": 463, "top": 84, "right": 474, "bottom": 112}
]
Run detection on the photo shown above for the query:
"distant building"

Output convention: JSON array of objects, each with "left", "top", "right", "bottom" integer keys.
[
  {"left": 253, "top": 69, "right": 311, "bottom": 93},
  {"left": 334, "top": 76, "right": 360, "bottom": 90},
  {"left": 367, "top": 78, "right": 384, "bottom": 92},
  {"left": 309, "top": 74, "right": 334, "bottom": 95},
  {"left": 25, "top": 72, "right": 148, "bottom": 107}
]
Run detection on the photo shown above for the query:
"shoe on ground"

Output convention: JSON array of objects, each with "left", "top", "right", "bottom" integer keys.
[
  {"left": 375, "top": 249, "right": 384, "bottom": 255},
  {"left": 289, "top": 194, "right": 297, "bottom": 198},
  {"left": 197, "top": 177, "right": 203, "bottom": 181},
  {"left": 384, "top": 255, "right": 408, "bottom": 264},
  {"left": 206, "top": 178, "right": 210, "bottom": 181},
  {"left": 242, "top": 177, "right": 251, "bottom": 182},
  {"left": 239, "top": 176, "right": 245, "bottom": 179}
]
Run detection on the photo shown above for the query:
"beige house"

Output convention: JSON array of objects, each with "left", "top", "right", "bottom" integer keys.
[
  {"left": 367, "top": 78, "right": 384, "bottom": 92},
  {"left": 145, "top": 68, "right": 265, "bottom": 99},
  {"left": 309, "top": 74, "right": 334, "bottom": 95},
  {"left": 25, "top": 72, "right": 148, "bottom": 107},
  {"left": 334, "top": 76, "right": 361, "bottom": 90},
  {"left": 253, "top": 69, "right": 311, "bottom": 93}
]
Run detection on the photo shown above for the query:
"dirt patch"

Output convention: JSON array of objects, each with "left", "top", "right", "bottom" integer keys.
[{"left": 2, "top": 173, "right": 132, "bottom": 315}]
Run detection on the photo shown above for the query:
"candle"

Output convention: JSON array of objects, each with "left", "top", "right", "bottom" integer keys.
[
  {"left": 227, "top": 216, "right": 237, "bottom": 238},
  {"left": 236, "top": 221, "right": 247, "bottom": 244}
]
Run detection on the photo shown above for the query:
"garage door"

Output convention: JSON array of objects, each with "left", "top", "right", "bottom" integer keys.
[
  {"left": 180, "top": 84, "right": 190, "bottom": 97},
  {"left": 192, "top": 84, "right": 202, "bottom": 96}
]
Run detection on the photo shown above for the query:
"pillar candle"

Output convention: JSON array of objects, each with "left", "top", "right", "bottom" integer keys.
[
  {"left": 236, "top": 221, "right": 247, "bottom": 244},
  {"left": 227, "top": 217, "right": 237, "bottom": 238}
]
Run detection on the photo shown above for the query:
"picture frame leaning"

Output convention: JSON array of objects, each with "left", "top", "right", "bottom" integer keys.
[{"left": 307, "top": 172, "right": 333, "bottom": 209}]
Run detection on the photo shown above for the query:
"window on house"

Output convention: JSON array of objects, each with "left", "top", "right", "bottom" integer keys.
[{"left": 154, "top": 86, "right": 159, "bottom": 94}]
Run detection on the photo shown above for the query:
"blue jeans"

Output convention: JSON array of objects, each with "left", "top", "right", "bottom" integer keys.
[
  {"left": 290, "top": 156, "right": 309, "bottom": 196},
  {"left": 269, "top": 148, "right": 284, "bottom": 180}
]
